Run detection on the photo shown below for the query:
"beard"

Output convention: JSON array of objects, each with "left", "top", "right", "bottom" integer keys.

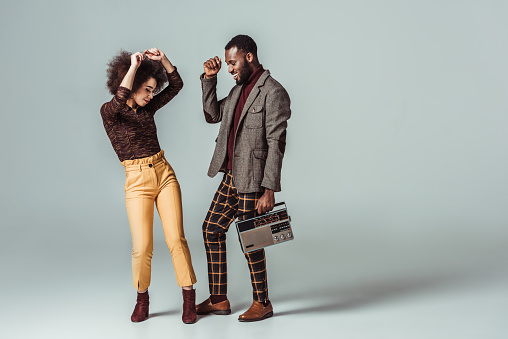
[{"left": 235, "top": 60, "right": 253, "bottom": 85}]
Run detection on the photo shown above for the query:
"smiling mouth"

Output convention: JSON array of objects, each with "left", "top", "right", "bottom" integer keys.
[{"left": 232, "top": 73, "right": 239, "bottom": 80}]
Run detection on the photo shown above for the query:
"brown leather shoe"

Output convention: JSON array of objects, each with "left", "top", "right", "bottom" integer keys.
[
  {"left": 196, "top": 297, "right": 231, "bottom": 315},
  {"left": 182, "top": 289, "right": 197, "bottom": 324},
  {"left": 238, "top": 300, "right": 273, "bottom": 322},
  {"left": 131, "top": 291, "right": 149, "bottom": 322}
]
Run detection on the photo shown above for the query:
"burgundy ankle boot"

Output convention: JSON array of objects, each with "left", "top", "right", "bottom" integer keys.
[
  {"left": 182, "top": 289, "right": 197, "bottom": 324},
  {"left": 131, "top": 291, "right": 149, "bottom": 322}
]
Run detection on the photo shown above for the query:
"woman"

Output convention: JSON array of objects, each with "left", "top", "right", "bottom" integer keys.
[{"left": 100, "top": 48, "right": 197, "bottom": 324}]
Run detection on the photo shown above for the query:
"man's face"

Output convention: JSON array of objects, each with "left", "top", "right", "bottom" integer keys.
[{"left": 225, "top": 47, "right": 253, "bottom": 85}]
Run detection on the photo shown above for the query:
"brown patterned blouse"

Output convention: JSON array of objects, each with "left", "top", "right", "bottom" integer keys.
[{"left": 100, "top": 69, "right": 183, "bottom": 162}]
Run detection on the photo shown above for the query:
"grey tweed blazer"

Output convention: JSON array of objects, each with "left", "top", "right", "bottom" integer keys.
[{"left": 201, "top": 70, "right": 291, "bottom": 193}]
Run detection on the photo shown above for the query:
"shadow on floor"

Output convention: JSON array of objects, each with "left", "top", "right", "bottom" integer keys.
[
  {"left": 149, "top": 310, "right": 179, "bottom": 318},
  {"left": 273, "top": 268, "right": 494, "bottom": 317}
]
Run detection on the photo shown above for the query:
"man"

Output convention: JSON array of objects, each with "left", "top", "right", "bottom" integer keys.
[{"left": 196, "top": 34, "right": 291, "bottom": 322}]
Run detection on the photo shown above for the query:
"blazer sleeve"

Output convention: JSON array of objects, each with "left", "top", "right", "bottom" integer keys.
[
  {"left": 261, "top": 85, "right": 291, "bottom": 192},
  {"left": 201, "top": 74, "right": 226, "bottom": 124}
]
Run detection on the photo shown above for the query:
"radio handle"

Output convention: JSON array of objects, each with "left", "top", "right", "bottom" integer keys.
[
  {"left": 273, "top": 202, "right": 286, "bottom": 208},
  {"left": 235, "top": 201, "right": 287, "bottom": 220}
]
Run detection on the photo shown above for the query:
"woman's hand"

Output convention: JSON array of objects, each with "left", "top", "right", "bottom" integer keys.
[
  {"left": 119, "top": 52, "right": 144, "bottom": 91},
  {"left": 144, "top": 47, "right": 165, "bottom": 61},
  {"left": 131, "top": 52, "right": 144, "bottom": 68},
  {"left": 145, "top": 47, "right": 175, "bottom": 73}
]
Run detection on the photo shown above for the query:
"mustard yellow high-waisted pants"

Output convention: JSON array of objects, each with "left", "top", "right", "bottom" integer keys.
[{"left": 121, "top": 150, "right": 196, "bottom": 291}]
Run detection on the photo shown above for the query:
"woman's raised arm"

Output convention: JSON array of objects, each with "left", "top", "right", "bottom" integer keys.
[{"left": 119, "top": 52, "right": 145, "bottom": 90}]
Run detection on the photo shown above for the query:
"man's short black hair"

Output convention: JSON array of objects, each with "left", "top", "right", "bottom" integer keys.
[{"left": 225, "top": 34, "right": 257, "bottom": 57}]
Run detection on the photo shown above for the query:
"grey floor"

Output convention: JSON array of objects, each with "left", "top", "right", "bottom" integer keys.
[{"left": 2, "top": 220, "right": 507, "bottom": 339}]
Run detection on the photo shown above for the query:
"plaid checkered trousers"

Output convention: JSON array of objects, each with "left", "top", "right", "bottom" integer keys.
[{"left": 202, "top": 170, "right": 268, "bottom": 302}]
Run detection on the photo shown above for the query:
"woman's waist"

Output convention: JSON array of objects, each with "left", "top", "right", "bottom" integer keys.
[{"left": 121, "top": 149, "right": 166, "bottom": 169}]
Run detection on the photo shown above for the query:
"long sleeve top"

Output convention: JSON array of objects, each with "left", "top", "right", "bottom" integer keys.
[{"left": 100, "top": 69, "right": 183, "bottom": 162}]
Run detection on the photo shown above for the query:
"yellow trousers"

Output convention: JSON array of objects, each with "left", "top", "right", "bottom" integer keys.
[{"left": 121, "top": 150, "right": 196, "bottom": 291}]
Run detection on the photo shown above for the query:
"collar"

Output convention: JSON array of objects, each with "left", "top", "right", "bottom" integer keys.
[{"left": 244, "top": 65, "right": 265, "bottom": 86}]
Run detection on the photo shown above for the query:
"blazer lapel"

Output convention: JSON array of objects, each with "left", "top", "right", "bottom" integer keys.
[
  {"left": 223, "top": 85, "right": 242, "bottom": 133},
  {"left": 238, "top": 70, "right": 270, "bottom": 127}
]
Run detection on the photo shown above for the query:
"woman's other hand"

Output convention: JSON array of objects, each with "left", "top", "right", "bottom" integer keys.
[
  {"left": 131, "top": 52, "right": 144, "bottom": 68},
  {"left": 146, "top": 47, "right": 174, "bottom": 73},
  {"left": 144, "top": 47, "right": 165, "bottom": 61},
  {"left": 121, "top": 52, "right": 144, "bottom": 91}
]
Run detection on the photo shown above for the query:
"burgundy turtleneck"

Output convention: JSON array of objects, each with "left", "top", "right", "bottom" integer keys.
[{"left": 226, "top": 65, "right": 265, "bottom": 169}]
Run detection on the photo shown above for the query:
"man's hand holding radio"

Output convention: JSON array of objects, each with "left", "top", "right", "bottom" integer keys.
[{"left": 256, "top": 188, "right": 275, "bottom": 214}]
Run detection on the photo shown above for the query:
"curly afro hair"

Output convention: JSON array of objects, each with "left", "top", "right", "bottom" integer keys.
[{"left": 105, "top": 50, "right": 168, "bottom": 95}]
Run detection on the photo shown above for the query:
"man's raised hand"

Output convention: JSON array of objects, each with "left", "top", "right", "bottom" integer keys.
[{"left": 204, "top": 56, "right": 221, "bottom": 78}]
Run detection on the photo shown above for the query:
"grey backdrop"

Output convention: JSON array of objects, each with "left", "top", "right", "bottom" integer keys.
[{"left": 1, "top": 0, "right": 507, "bottom": 338}]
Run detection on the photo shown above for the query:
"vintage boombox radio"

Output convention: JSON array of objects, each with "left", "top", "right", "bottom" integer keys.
[{"left": 235, "top": 202, "right": 294, "bottom": 253}]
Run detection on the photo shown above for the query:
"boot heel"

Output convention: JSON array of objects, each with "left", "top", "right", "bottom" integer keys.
[{"left": 263, "top": 311, "right": 273, "bottom": 319}]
